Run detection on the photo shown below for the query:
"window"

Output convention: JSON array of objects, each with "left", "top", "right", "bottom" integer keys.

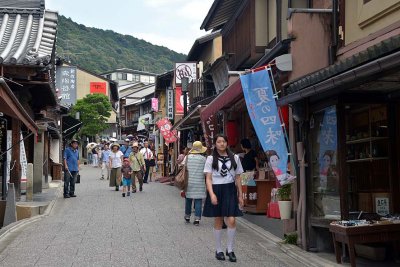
[
  {"left": 309, "top": 106, "right": 340, "bottom": 220},
  {"left": 133, "top": 74, "right": 140, "bottom": 82},
  {"left": 105, "top": 74, "right": 111, "bottom": 79},
  {"left": 117, "top": 72, "right": 127, "bottom": 80},
  {"left": 149, "top": 76, "right": 155, "bottom": 83}
]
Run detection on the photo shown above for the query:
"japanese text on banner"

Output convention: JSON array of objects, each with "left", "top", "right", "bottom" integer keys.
[{"left": 240, "top": 69, "right": 295, "bottom": 186}]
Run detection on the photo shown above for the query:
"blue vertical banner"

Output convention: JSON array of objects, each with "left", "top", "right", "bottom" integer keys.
[
  {"left": 318, "top": 106, "right": 337, "bottom": 191},
  {"left": 240, "top": 69, "right": 295, "bottom": 186}
]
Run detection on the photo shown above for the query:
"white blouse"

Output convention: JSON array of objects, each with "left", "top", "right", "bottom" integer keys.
[
  {"left": 204, "top": 154, "right": 243, "bottom": 185},
  {"left": 110, "top": 151, "right": 123, "bottom": 168}
]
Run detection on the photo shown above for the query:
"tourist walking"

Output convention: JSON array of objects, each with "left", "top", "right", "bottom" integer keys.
[
  {"left": 109, "top": 143, "right": 123, "bottom": 191},
  {"left": 63, "top": 139, "right": 80, "bottom": 198},
  {"left": 130, "top": 142, "right": 145, "bottom": 192},
  {"left": 100, "top": 143, "right": 111, "bottom": 180},
  {"left": 121, "top": 158, "right": 133, "bottom": 197},
  {"left": 184, "top": 141, "right": 207, "bottom": 226},
  {"left": 203, "top": 134, "right": 244, "bottom": 262},
  {"left": 120, "top": 138, "right": 132, "bottom": 159},
  {"left": 92, "top": 146, "right": 99, "bottom": 167},
  {"left": 140, "top": 141, "right": 153, "bottom": 183}
]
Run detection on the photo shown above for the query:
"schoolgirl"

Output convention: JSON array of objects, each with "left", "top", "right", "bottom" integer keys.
[{"left": 203, "top": 134, "right": 244, "bottom": 262}]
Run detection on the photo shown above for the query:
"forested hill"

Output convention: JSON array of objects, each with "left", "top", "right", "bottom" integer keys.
[{"left": 56, "top": 15, "right": 186, "bottom": 74}]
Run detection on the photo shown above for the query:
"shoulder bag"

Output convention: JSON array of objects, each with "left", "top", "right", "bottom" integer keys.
[{"left": 175, "top": 156, "right": 188, "bottom": 191}]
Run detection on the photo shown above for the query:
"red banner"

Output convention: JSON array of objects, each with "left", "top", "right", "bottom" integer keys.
[
  {"left": 201, "top": 114, "right": 217, "bottom": 148},
  {"left": 175, "top": 87, "right": 184, "bottom": 114},
  {"left": 90, "top": 82, "right": 107, "bottom": 95},
  {"left": 156, "top": 118, "right": 178, "bottom": 144}
]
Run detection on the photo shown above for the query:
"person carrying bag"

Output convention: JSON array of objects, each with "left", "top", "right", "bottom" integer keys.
[{"left": 129, "top": 142, "right": 146, "bottom": 192}]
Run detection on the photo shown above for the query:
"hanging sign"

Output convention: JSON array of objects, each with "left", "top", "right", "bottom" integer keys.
[
  {"left": 175, "top": 87, "right": 184, "bottom": 114},
  {"left": 240, "top": 69, "right": 295, "bottom": 186},
  {"left": 175, "top": 62, "right": 197, "bottom": 84},
  {"left": 166, "top": 89, "right": 174, "bottom": 120},
  {"left": 201, "top": 114, "right": 217, "bottom": 148},
  {"left": 156, "top": 118, "right": 178, "bottom": 144},
  {"left": 151, "top": 98, "right": 159, "bottom": 112}
]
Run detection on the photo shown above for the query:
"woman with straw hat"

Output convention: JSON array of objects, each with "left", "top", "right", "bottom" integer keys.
[
  {"left": 184, "top": 141, "right": 207, "bottom": 226},
  {"left": 109, "top": 143, "right": 123, "bottom": 191}
]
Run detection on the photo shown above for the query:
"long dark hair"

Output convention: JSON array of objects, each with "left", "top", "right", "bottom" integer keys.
[{"left": 212, "top": 134, "right": 237, "bottom": 171}]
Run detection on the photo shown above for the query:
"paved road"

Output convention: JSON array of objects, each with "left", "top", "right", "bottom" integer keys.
[{"left": 0, "top": 166, "right": 303, "bottom": 267}]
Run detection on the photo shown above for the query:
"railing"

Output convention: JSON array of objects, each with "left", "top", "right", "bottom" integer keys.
[{"left": 189, "top": 77, "right": 217, "bottom": 108}]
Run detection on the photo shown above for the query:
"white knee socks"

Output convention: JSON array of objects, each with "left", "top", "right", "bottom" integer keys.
[
  {"left": 213, "top": 229, "right": 223, "bottom": 253},
  {"left": 227, "top": 227, "right": 236, "bottom": 253}
]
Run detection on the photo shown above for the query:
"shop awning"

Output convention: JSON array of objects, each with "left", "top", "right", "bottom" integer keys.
[
  {"left": 172, "top": 105, "right": 205, "bottom": 130},
  {"left": 0, "top": 79, "right": 38, "bottom": 134},
  {"left": 62, "top": 115, "right": 82, "bottom": 139},
  {"left": 200, "top": 79, "right": 243, "bottom": 122}
]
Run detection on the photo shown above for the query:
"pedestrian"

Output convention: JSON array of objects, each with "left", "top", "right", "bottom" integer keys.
[
  {"left": 140, "top": 141, "right": 153, "bottom": 183},
  {"left": 129, "top": 142, "right": 145, "bottom": 192},
  {"left": 100, "top": 144, "right": 111, "bottom": 180},
  {"left": 121, "top": 158, "right": 133, "bottom": 197},
  {"left": 240, "top": 138, "right": 259, "bottom": 172},
  {"left": 184, "top": 141, "right": 207, "bottom": 226},
  {"left": 203, "top": 134, "right": 244, "bottom": 262},
  {"left": 120, "top": 138, "right": 132, "bottom": 159},
  {"left": 87, "top": 146, "right": 93, "bottom": 165},
  {"left": 63, "top": 139, "right": 80, "bottom": 198},
  {"left": 92, "top": 145, "right": 99, "bottom": 167},
  {"left": 109, "top": 143, "right": 123, "bottom": 191}
]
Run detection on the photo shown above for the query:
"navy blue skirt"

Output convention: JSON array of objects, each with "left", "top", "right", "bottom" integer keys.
[{"left": 203, "top": 182, "right": 243, "bottom": 218}]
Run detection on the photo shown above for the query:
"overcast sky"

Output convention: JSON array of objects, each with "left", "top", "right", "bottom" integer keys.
[{"left": 46, "top": 0, "right": 214, "bottom": 55}]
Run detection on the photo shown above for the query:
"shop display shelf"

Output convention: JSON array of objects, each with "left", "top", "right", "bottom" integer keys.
[
  {"left": 346, "top": 136, "right": 388, "bottom": 144},
  {"left": 346, "top": 157, "right": 389, "bottom": 163}
]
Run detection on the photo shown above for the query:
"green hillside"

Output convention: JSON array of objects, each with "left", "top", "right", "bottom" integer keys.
[{"left": 56, "top": 15, "right": 186, "bottom": 74}]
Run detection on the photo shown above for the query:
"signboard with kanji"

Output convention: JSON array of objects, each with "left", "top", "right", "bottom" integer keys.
[
  {"left": 56, "top": 66, "right": 77, "bottom": 106},
  {"left": 166, "top": 88, "right": 174, "bottom": 120},
  {"left": 90, "top": 82, "right": 107, "bottom": 95}
]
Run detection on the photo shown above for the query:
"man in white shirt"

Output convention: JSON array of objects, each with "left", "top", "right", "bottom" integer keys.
[{"left": 140, "top": 141, "right": 153, "bottom": 183}]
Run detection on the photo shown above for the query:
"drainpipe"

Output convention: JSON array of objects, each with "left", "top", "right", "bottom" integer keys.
[
  {"left": 329, "top": 0, "right": 339, "bottom": 64},
  {"left": 276, "top": 0, "right": 282, "bottom": 43}
]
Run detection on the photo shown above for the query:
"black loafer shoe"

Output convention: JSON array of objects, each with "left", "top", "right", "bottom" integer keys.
[
  {"left": 64, "top": 195, "right": 70, "bottom": 198},
  {"left": 69, "top": 194, "right": 77, "bottom": 197},
  {"left": 215, "top": 251, "right": 225, "bottom": 261},
  {"left": 226, "top": 250, "right": 237, "bottom": 262},
  {"left": 193, "top": 220, "right": 200, "bottom": 226}
]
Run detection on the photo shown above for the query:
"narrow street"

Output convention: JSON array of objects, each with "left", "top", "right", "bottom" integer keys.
[{"left": 0, "top": 166, "right": 301, "bottom": 267}]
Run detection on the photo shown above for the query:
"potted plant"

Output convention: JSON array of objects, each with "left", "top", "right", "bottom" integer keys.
[{"left": 277, "top": 183, "right": 292, "bottom": 220}]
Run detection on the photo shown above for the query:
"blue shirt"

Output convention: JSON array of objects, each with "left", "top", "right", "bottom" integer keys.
[
  {"left": 102, "top": 149, "right": 111, "bottom": 162},
  {"left": 120, "top": 145, "right": 132, "bottom": 158},
  {"left": 64, "top": 147, "right": 79, "bottom": 172}
]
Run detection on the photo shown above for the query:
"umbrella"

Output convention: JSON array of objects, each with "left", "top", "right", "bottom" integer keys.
[{"left": 86, "top": 142, "right": 97, "bottom": 150}]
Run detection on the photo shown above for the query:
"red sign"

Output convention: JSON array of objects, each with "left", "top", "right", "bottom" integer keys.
[
  {"left": 90, "top": 82, "right": 107, "bottom": 95},
  {"left": 156, "top": 118, "right": 178, "bottom": 144},
  {"left": 175, "top": 87, "right": 183, "bottom": 114}
]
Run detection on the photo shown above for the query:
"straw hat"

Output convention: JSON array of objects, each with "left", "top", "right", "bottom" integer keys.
[
  {"left": 189, "top": 141, "right": 207, "bottom": 154},
  {"left": 110, "top": 143, "right": 120, "bottom": 149},
  {"left": 132, "top": 142, "right": 139, "bottom": 148}
]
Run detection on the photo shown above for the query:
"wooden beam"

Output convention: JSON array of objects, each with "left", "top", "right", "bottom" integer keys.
[{"left": 10, "top": 118, "right": 21, "bottom": 200}]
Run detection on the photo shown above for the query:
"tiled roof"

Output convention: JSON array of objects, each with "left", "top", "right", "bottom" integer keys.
[
  {"left": 284, "top": 35, "right": 400, "bottom": 95},
  {"left": 0, "top": 0, "right": 58, "bottom": 66}
]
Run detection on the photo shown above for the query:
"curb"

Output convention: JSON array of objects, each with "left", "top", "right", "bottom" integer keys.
[
  {"left": 0, "top": 182, "right": 63, "bottom": 243},
  {"left": 237, "top": 217, "right": 341, "bottom": 267}
]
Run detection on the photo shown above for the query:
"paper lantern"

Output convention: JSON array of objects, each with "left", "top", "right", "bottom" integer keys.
[{"left": 226, "top": 121, "right": 239, "bottom": 146}]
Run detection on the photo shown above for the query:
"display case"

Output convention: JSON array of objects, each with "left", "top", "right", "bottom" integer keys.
[{"left": 345, "top": 104, "right": 391, "bottom": 214}]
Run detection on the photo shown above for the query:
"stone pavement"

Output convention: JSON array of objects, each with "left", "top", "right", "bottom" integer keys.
[{"left": 0, "top": 166, "right": 312, "bottom": 267}]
